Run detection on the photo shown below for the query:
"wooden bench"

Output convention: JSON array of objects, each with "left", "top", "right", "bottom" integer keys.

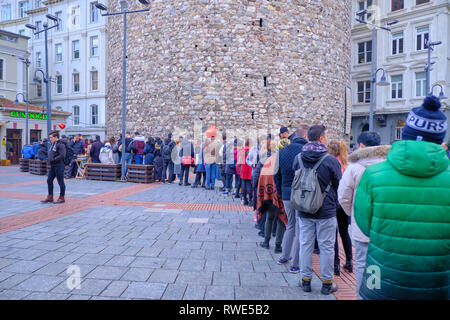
[
  {"left": 19, "top": 158, "right": 30, "bottom": 172},
  {"left": 85, "top": 163, "right": 122, "bottom": 181},
  {"left": 126, "top": 164, "right": 154, "bottom": 184}
]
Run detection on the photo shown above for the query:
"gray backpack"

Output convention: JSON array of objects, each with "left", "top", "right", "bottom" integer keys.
[{"left": 290, "top": 153, "right": 331, "bottom": 214}]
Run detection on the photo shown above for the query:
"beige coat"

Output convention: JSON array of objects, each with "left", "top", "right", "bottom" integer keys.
[{"left": 337, "top": 145, "right": 391, "bottom": 243}]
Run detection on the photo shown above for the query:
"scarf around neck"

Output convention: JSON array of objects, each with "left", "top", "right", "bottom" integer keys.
[{"left": 302, "top": 141, "right": 328, "bottom": 153}]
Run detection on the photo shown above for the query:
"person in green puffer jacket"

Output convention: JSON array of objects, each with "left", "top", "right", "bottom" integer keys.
[{"left": 354, "top": 95, "right": 450, "bottom": 300}]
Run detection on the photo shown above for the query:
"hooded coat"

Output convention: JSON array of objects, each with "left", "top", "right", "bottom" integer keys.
[
  {"left": 133, "top": 135, "right": 146, "bottom": 155},
  {"left": 354, "top": 140, "right": 450, "bottom": 300},
  {"left": 99, "top": 144, "right": 114, "bottom": 164},
  {"left": 37, "top": 140, "right": 48, "bottom": 161},
  {"left": 337, "top": 145, "right": 391, "bottom": 243},
  {"left": 21, "top": 145, "right": 34, "bottom": 159}
]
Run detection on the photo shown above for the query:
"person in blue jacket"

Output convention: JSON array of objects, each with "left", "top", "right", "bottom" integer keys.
[{"left": 21, "top": 144, "right": 34, "bottom": 159}]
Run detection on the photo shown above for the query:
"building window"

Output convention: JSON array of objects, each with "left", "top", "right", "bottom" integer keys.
[
  {"left": 91, "top": 2, "right": 99, "bottom": 23},
  {"left": 73, "top": 106, "right": 80, "bottom": 126},
  {"left": 358, "top": 0, "right": 373, "bottom": 20},
  {"left": 72, "top": 40, "right": 80, "bottom": 59},
  {"left": 357, "top": 81, "right": 371, "bottom": 103},
  {"left": 416, "top": 0, "right": 429, "bottom": 4},
  {"left": 56, "top": 75, "right": 63, "bottom": 94},
  {"left": 73, "top": 73, "right": 80, "bottom": 92},
  {"left": 36, "top": 78, "right": 42, "bottom": 97},
  {"left": 395, "top": 126, "right": 404, "bottom": 140},
  {"left": 36, "top": 52, "right": 41, "bottom": 68},
  {"left": 392, "top": 32, "right": 404, "bottom": 55},
  {"left": 0, "top": 59, "right": 3, "bottom": 81},
  {"left": 391, "top": 75, "right": 403, "bottom": 99},
  {"left": 392, "top": 0, "right": 404, "bottom": 11},
  {"left": 91, "top": 36, "right": 99, "bottom": 57},
  {"left": 72, "top": 6, "right": 80, "bottom": 26},
  {"left": 416, "top": 26, "right": 429, "bottom": 51},
  {"left": 2, "top": 5, "right": 11, "bottom": 21},
  {"left": 91, "top": 105, "right": 98, "bottom": 125},
  {"left": 55, "top": 44, "right": 62, "bottom": 62},
  {"left": 91, "top": 71, "right": 98, "bottom": 91},
  {"left": 35, "top": 0, "right": 43, "bottom": 8},
  {"left": 35, "top": 21, "right": 42, "bottom": 39},
  {"left": 358, "top": 41, "right": 372, "bottom": 64},
  {"left": 415, "top": 72, "right": 427, "bottom": 97},
  {"left": 55, "top": 11, "right": 62, "bottom": 31},
  {"left": 19, "top": 2, "right": 29, "bottom": 18}
]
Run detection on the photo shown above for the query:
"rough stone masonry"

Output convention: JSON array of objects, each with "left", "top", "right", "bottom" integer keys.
[{"left": 106, "top": 0, "right": 351, "bottom": 139}]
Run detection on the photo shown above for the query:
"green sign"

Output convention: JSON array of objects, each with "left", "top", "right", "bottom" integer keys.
[{"left": 9, "top": 111, "right": 47, "bottom": 120}]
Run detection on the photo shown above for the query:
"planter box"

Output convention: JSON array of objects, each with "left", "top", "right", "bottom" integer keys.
[
  {"left": 20, "top": 158, "right": 30, "bottom": 172},
  {"left": 29, "top": 160, "right": 48, "bottom": 175},
  {"left": 126, "top": 164, "right": 154, "bottom": 184},
  {"left": 85, "top": 163, "right": 122, "bottom": 181}
]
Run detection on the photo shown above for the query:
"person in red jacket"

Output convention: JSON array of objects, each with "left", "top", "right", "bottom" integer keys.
[
  {"left": 133, "top": 132, "right": 146, "bottom": 165},
  {"left": 239, "top": 138, "right": 252, "bottom": 206}
]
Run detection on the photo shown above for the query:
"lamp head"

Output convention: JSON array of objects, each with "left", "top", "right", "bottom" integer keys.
[
  {"left": 356, "top": 9, "right": 367, "bottom": 17},
  {"left": 120, "top": 0, "right": 129, "bottom": 10},
  {"left": 387, "top": 20, "right": 399, "bottom": 26},
  {"left": 14, "top": 98, "right": 19, "bottom": 105},
  {"left": 46, "top": 14, "right": 58, "bottom": 22},
  {"left": 25, "top": 24, "right": 37, "bottom": 31},
  {"left": 377, "top": 75, "right": 390, "bottom": 87},
  {"left": 95, "top": 2, "right": 108, "bottom": 11}
]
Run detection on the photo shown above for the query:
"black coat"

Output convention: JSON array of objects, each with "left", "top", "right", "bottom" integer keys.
[
  {"left": 293, "top": 149, "right": 342, "bottom": 220},
  {"left": 48, "top": 140, "right": 66, "bottom": 166},
  {"left": 38, "top": 142, "right": 48, "bottom": 161},
  {"left": 69, "top": 139, "right": 85, "bottom": 155},
  {"left": 274, "top": 136, "right": 308, "bottom": 200},
  {"left": 90, "top": 141, "right": 104, "bottom": 163}
]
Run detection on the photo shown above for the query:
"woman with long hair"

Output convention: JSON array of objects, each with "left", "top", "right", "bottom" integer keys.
[{"left": 328, "top": 139, "right": 352, "bottom": 275}]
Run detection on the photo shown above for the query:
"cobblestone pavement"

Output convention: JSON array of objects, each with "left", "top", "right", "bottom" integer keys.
[{"left": 0, "top": 166, "right": 356, "bottom": 300}]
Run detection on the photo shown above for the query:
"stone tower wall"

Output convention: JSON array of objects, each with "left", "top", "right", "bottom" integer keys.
[{"left": 106, "top": 0, "right": 351, "bottom": 140}]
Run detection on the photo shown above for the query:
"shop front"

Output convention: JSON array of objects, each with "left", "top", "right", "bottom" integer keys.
[{"left": 0, "top": 98, "right": 71, "bottom": 164}]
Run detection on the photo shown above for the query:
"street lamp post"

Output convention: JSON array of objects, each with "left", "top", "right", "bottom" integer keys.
[
  {"left": 14, "top": 58, "right": 30, "bottom": 145},
  {"left": 425, "top": 40, "right": 442, "bottom": 96},
  {"left": 356, "top": 10, "right": 398, "bottom": 131},
  {"left": 95, "top": 1, "right": 151, "bottom": 181},
  {"left": 431, "top": 84, "right": 447, "bottom": 100},
  {"left": 26, "top": 14, "right": 59, "bottom": 149}
]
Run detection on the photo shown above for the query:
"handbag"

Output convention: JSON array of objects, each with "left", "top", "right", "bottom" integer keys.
[{"left": 182, "top": 156, "right": 193, "bottom": 166}]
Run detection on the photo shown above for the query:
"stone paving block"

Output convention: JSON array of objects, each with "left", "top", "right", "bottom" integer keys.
[
  {"left": 152, "top": 240, "right": 176, "bottom": 249},
  {"left": 120, "top": 267, "right": 154, "bottom": 282},
  {"left": 148, "top": 269, "right": 178, "bottom": 284},
  {"left": 85, "top": 266, "right": 129, "bottom": 280},
  {"left": 15, "top": 275, "right": 65, "bottom": 292},
  {"left": 0, "top": 258, "right": 18, "bottom": 269},
  {"left": 221, "top": 260, "right": 253, "bottom": 272},
  {"left": 71, "top": 244, "right": 107, "bottom": 254},
  {"left": 56, "top": 252, "right": 84, "bottom": 264},
  {"left": 173, "top": 241, "right": 202, "bottom": 250},
  {"left": 34, "top": 263, "right": 71, "bottom": 276},
  {"left": 9, "top": 240, "right": 43, "bottom": 249},
  {"left": 161, "top": 283, "right": 187, "bottom": 300},
  {"left": 262, "top": 286, "right": 286, "bottom": 300},
  {"left": 121, "top": 282, "right": 167, "bottom": 299},
  {"left": 256, "top": 250, "right": 276, "bottom": 261},
  {"left": 205, "top": 285, "right": 235, "bottom": 300},
  {"left": 268, "top": 262, "right": 290, "bottom": 273},
  {"left": 105, "top": 238, "right": 130, "bottom": 246},
  {"left": 5, "top": 248, "right": 48, "bottom": 261},
  {"left": 213, "top": 272, "right": 240, "bottom": 286},
  {"left": 179, "top": 259, "right": 205, "bottom": 271},
  {"left": 222, "top": 242, "right": 237, "bottom": 250},
  {"left": 176, "top": 271, "right": 212, "bottom": 286},
  {"left": 125, "top": 239, "right": 155, "bottom": 248},
  {"left": 100, "top": 280, "right": 130, "bottom": 297},
  {"left": 0, "top": 289, "right": 31, "bottom": 300},
  {"left": 99, "top": 246, "right": 128, "bottom": 256},
  {"left": 159, "top": 248, "right": 190, "bottom": 259},
  {"left": 66, "top": 294, "right": 92, "bottom": 300},
  {"left": 234, "top": 286, "right": 267, "bottom": 300},
  {"left": 104, "top": 255, "right": 136, "bottom": 267},
  {"left": 0, "top": 271, "right": 14, "bottom": 282},
  {"left": 129, "top": 257, "right": 166, "bottom": 269},
  {"left": 204, "top": 250, "right": 234, "bottom": 260},
  {"left": 33, "top": 251, "right": 69, "bottom": 263},
  {"left": 239, "top": 272, "right": 268, "bottom": 287},
  {"left": 186, "top": 249, "right": 206, "bottom": 260},
  {"left": 264, "top": 272, "right": 289, "bottom": 287},
  {"left": 0, "top": 274, "right": 32, "bottom": 289},
  {"left": 74, "top": 254, "right": 114, "bottom": 266},
  {"left": 136, "top": 247, "right": 162, "bottom": 257},
  {"left": 182, "top": 284, "right": 206, "bottom": 300},
  {"left": 22, "top": 292, "right": 70, "bottom": 300},
  {"left": 2, "top": 260, "right": 48, "bottom": 274},
  {"left": 201, "top": 242, "right": 223, "bottom": 250},
  {"left": 51, "top": 278, "right": 111, "bottom": 296},
  {"left": 161, "top": 258, "right": 182, "bottom": 270},
  {"left": 204, "top": 260, "right": 221, "bottom": 272},
  {"left": 121, "top": 246, "right": 142, "bottom": 256},
  {"left": 233, "top": 250, "right": 258, "bottom": 261}
]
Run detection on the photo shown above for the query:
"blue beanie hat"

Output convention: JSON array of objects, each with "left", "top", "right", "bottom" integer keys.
[{"left": 402, "top": 95, "right": 447, "bottom": 144}]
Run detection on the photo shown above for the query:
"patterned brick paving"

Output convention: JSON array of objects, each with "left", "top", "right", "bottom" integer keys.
[{"left": 0, "top": 166, "right": 357, "bottom": 300}]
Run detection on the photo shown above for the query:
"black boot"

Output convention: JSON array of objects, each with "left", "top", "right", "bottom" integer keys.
[
  {"left": 259, "top": 241, "right": 269, "bottom": 249},
  {"left": 321, "top": 282, "right": 338, "bottom": 295},
  {"left": 343, "top": 260, "right": 353, "bottom": 273}
]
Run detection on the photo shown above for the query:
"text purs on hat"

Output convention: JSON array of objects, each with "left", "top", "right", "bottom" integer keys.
[{"left": 405, "top": 112, "right": 447, "bottom": 134}]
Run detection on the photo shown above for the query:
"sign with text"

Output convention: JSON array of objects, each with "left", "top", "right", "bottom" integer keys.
[{"left": 9, "top": 111, "right": 47, "bottom": 120}]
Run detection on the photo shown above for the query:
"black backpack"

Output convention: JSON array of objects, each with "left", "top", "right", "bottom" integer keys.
[
  {"left": 64, "top": 142, "right": 74, "bottom": 165},
  {"left": 162, "top": 142, "right": 172, "bottom": 157}
]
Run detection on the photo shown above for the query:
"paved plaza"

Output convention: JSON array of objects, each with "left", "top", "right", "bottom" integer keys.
[{"left": 0, "top": 166, "right": 356, "bottom": 300}]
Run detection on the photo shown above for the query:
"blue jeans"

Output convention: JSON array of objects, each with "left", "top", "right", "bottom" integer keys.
[
  {"left": 134, "top": 154, "right": 143, "bottom": 165},
  {"left": 205, "top": 163, "right": 218, "bottom": 188},
  {"left": 124, "top": 153, "right": 132, "bottom": 175},
  {"left": 225, "top": 173, "right": 233, "bottom": 191}
]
